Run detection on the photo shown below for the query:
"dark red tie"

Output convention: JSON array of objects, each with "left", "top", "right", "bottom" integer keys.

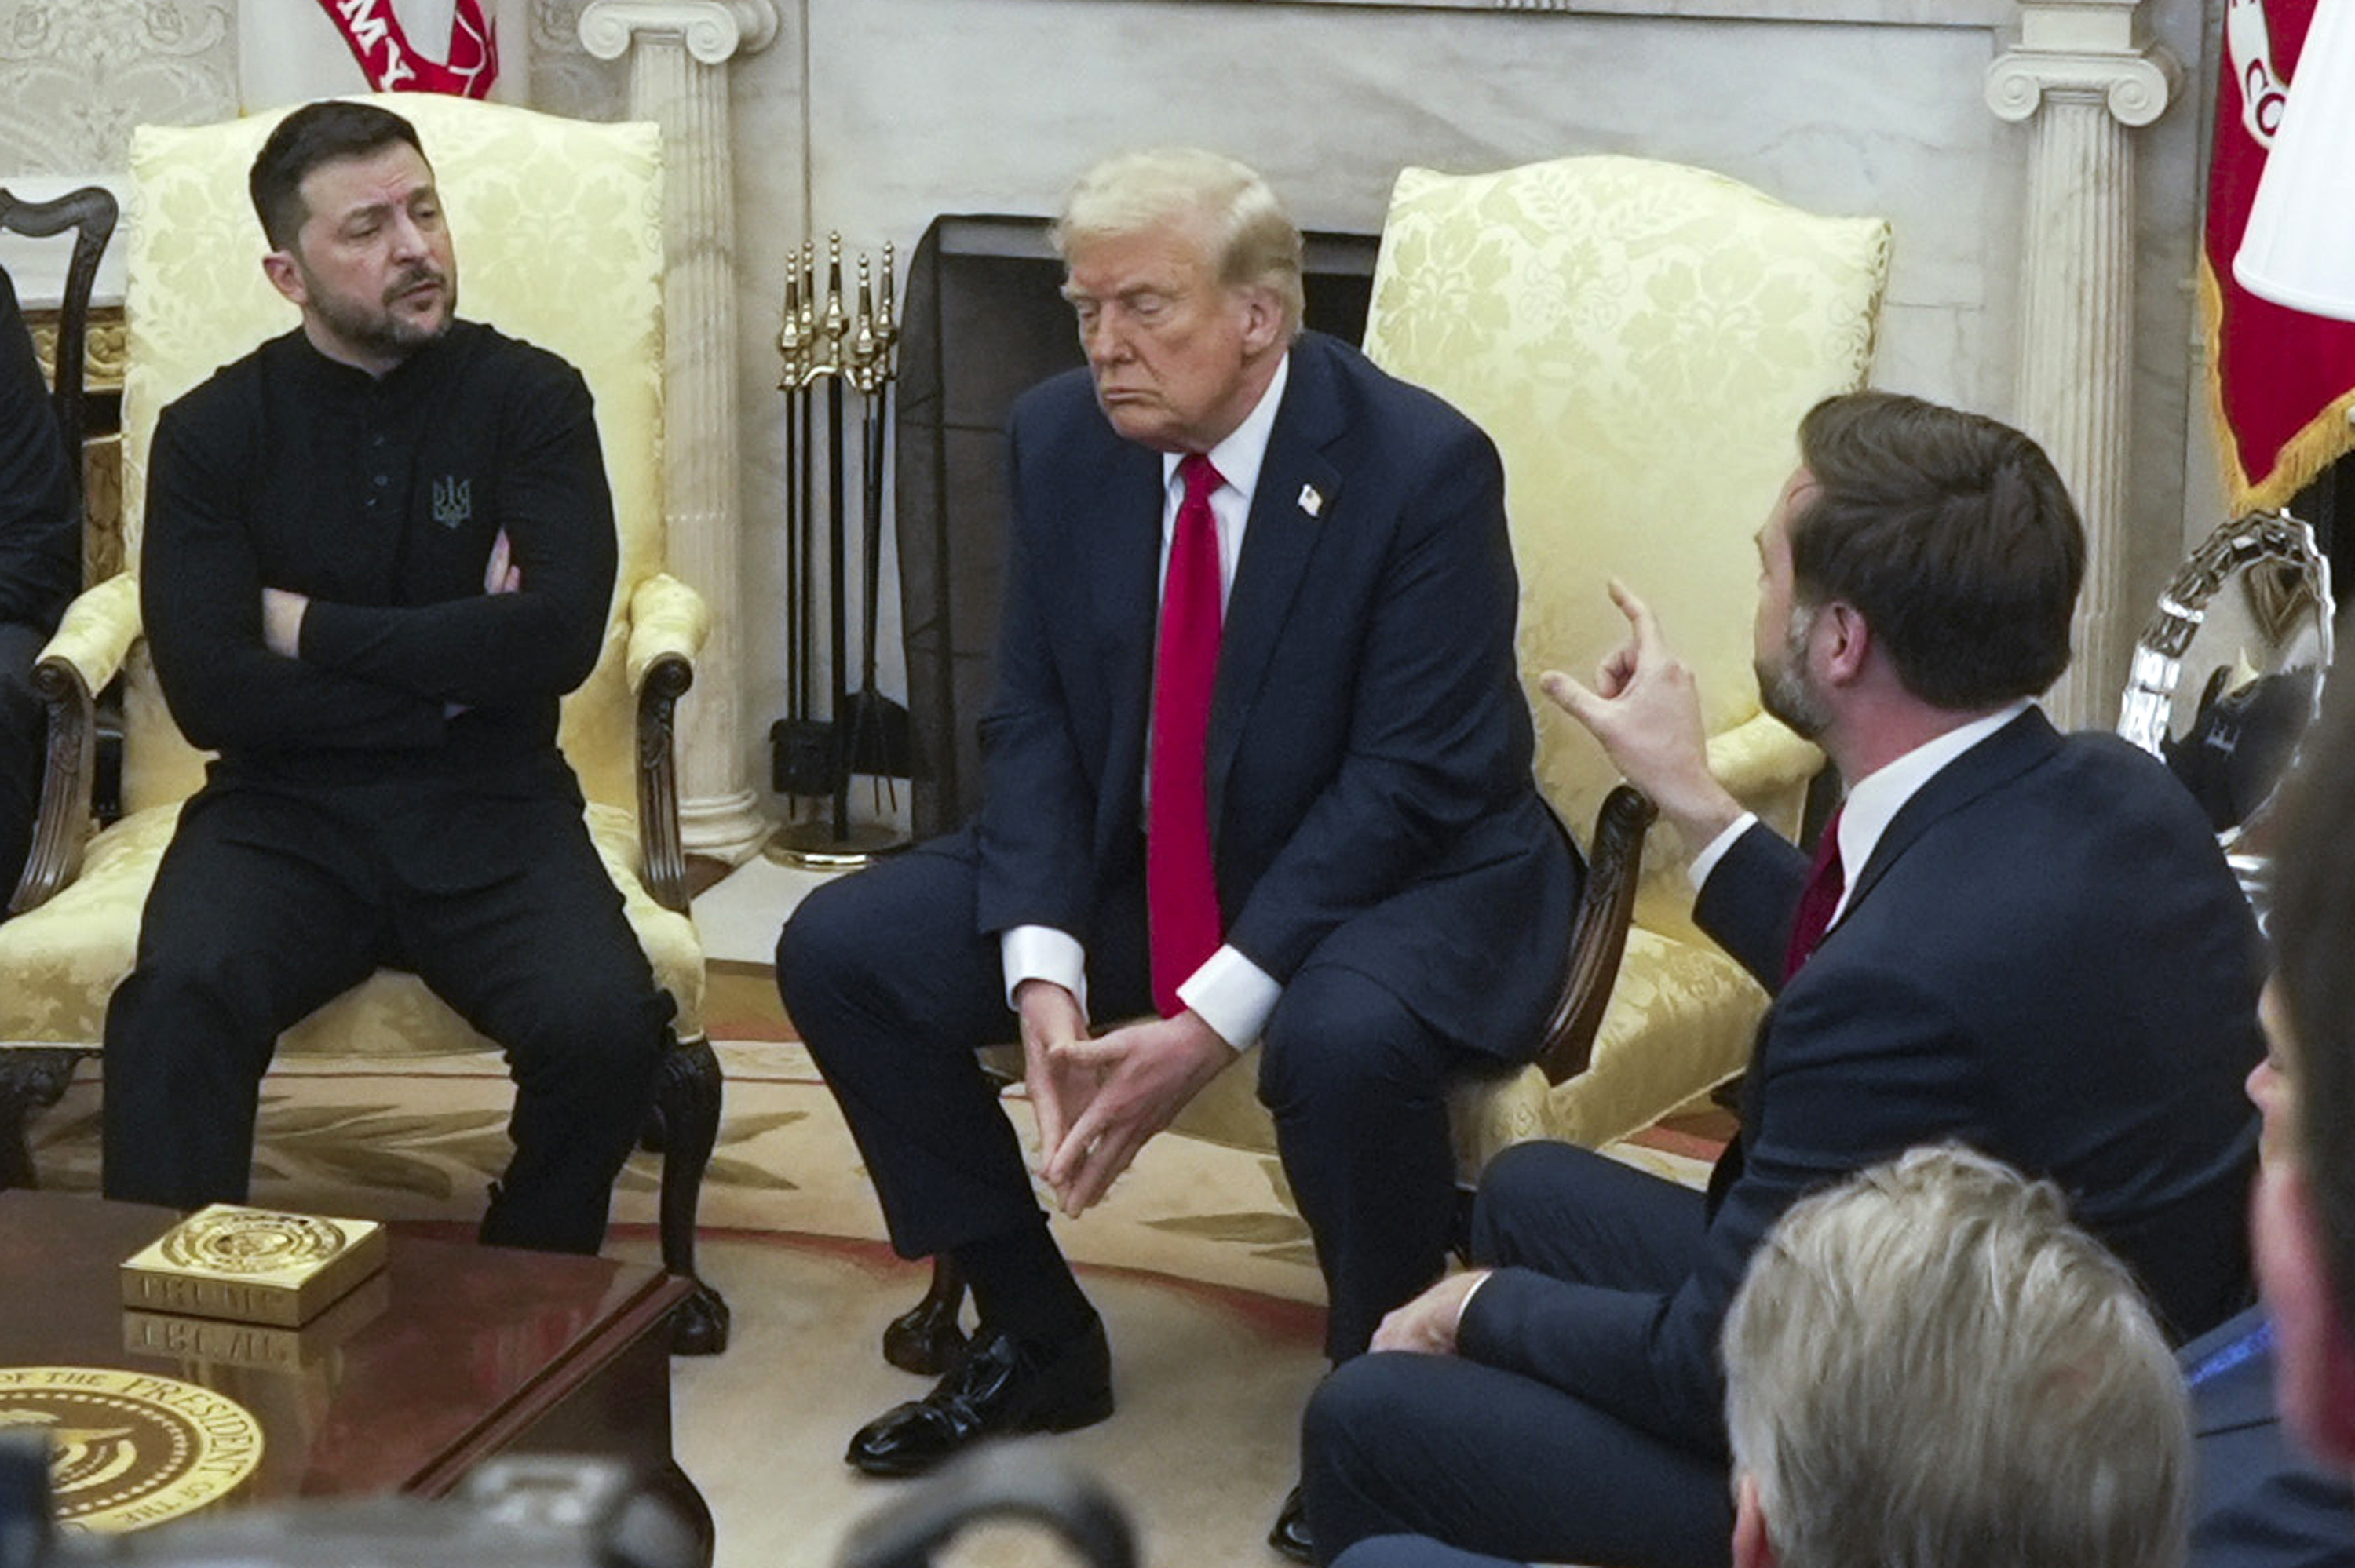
[
  {"left": 1148, "top": 454, "right": 1225, "bottom": 1016},
  {"left": 1782, "top": 808, "right": 1846, "bottom": 981}
]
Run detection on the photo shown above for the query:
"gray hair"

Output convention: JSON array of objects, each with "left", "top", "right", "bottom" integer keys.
[
  {"left": 1722, "top": 1145, "right": 2190, "bottom": 1568},
  {"left": 1050, "top": 147, "right": 1305, "bottom": 337}
]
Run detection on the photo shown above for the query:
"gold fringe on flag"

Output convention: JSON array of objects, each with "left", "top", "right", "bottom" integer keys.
[{"left": 2200, "top": 253, "right": 2355, "bottom": 514}]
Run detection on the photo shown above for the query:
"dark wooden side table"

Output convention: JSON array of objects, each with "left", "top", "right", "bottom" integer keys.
[{"left": 0, "top": 1190, "right": 712, "bottom": 1561}]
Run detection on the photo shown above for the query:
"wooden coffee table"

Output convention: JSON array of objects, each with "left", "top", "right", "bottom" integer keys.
[{"left": 0, "top": 1190, "right": 711, "bottom": 1559}]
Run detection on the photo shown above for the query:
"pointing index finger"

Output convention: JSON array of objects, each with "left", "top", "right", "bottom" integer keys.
[{"left": 1606, "top": 577, "right": 1663, "bottom": 653}]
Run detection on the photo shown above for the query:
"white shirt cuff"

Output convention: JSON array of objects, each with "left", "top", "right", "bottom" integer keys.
[
  {"left": 1686, "top": 811, "right": 1760, "bottom": 893},
  {"left": 1454, "top": 1268, "right": 1494, "bottom": 1336},
  {"left": 1176, "top": 943, "right": 1280, "bottom": 1051},
  {"left": 1002, "top": 925, "right": 1088, "bottom": 1016}
]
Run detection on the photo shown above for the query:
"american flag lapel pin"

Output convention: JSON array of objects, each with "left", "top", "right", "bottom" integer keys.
[{"left": 1298, "top": 483, "right": 1324, "bottom": 518}]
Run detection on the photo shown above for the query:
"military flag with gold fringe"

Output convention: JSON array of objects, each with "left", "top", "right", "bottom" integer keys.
[{"left": 2204, "top": 0, "right": 2355, "bottom": 509}]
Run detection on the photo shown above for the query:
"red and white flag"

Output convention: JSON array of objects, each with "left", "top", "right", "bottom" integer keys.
[
  {"left": 241, "top": 0, "right": 526, "bottom": 110},
  {"left": 2204, "top": 0, "right": 2355, "bottom": 510}
]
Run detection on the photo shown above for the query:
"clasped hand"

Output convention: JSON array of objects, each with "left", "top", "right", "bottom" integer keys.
[
  {"left": 1370, "top": 1268, "right": 1490, "bottom": 1355},
  {"left": 1014, "top": 980, "right": 1232, "bottom": 1217}
]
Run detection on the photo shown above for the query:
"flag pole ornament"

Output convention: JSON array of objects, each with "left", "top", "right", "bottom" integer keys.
[
  {"left": 2201, "top": 0, "right": 2355, "bottom": 511},
  {"left": 308, "top": 0, "right": 500, "bottom": 99}
]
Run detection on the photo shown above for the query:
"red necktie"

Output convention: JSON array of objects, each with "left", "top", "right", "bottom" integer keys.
[
  {"left": 1148, "top": 454, "right": 1226, "bottom": 1016},
  {"left": 1782, "top": 808, "right": 1846, "bottom": 981}
]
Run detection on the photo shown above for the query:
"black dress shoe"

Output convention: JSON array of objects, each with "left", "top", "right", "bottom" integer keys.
[
  {"left": 1269, "top": 1482, "right": 1312, "bottom": 1563},
  {"left": 847, "top": 1318, "right": 1113, "bottom": 1477}
]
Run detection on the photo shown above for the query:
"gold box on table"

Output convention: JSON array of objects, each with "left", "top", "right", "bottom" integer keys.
[{"left": 122, "top": 1203, "right": 388, "bottom": 1327}]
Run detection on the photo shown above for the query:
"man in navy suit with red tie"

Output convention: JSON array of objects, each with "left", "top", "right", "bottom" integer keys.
[
  {"left": 1304, "top": 392, "right": 2265, "bottom": 1567},
  {"left": 777, "top": 148, "right": 1578, "bottom": 1539}
]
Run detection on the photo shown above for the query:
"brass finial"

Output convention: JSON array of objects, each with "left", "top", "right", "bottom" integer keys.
[
  {"left": 776, "top": 254, "right": 807, "bottom": 388},
  {"left": 848, "top": 255, "right": 883, "bottom": 392},
  {"left": 875, "top": 241, "right": 900, "bottom": 364},
  {"left": 820, "top": 232, "right": 849, "bottom": 369}
]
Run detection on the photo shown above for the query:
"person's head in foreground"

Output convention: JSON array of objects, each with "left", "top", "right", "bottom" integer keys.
[
  {"left": 1722, "top": 1144, "right": 2190, "bottom": 1568},
  {"left": 1050, "top": 146, "right": 1302, "bottom": 455},
  {"left": 250, "top": 99, "right": 455, "bottom": 375},
  {"left": 2255, "top": 678, "right": 2355, "bottom": 1473}
]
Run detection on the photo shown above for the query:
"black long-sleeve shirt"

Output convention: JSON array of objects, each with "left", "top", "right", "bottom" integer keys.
[
  {"left": 0, "top": 264, "right": 77, "bottom": 635},
  {"left": 142, "top": 321, "right": 615, "bottom": 791}
]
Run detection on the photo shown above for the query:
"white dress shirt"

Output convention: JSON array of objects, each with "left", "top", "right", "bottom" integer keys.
[
  {"left": 1000, "top": 354, "right": 1293, "bottom": 1049},
  {"left": 1686, "top": 700, "right": 2035, "bottom": 928}
]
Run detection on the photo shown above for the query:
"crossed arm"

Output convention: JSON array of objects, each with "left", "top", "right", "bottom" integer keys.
[
  {"left": 144, "top": 372, "right": 613, "bottom": 753},
  {"left": 264, "top": 529, "right": 524, "bottom": 717},
  {"left": 144, "top": 403, "right": 444, "bottom": 754}
]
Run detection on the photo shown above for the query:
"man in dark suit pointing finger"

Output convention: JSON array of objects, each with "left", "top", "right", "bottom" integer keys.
[{"left": 1305, "top": 392, "right": 2264, "bottom": 1567}]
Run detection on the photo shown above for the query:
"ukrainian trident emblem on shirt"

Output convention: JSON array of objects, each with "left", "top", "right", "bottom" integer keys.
[{"left": 432, "top": 476, "right": 472, "bottom": 529}]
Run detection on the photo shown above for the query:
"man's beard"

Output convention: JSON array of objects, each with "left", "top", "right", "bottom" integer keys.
[
  {"left": 1756, "top": 605, "right": 1833, "bottom": 739},
  {"left": 312, "top": 263, "right": 456, "bottom": 363}
]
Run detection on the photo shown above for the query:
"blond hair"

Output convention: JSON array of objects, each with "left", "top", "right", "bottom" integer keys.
[
  {"left": 1722, "top": 1145, "right": 2190, "bottom": 1568},
  {"left": 1051, "top": 148, "right": 1304, "bottom": 337}
]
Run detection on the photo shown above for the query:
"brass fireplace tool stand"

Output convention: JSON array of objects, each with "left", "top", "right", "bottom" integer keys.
[{"left": 767, "top": 234, "right": 911, "bottom": 870}]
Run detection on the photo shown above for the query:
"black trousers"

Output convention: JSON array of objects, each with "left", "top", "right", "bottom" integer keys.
[
  {"left": 0, "top": 620, "right": 46, "bottom": 903},
  {"left": 776, "top": 828, "right": 1487, "bottom": 1361},
  {"left": 1303, "top": 1142, "right": 1734, "bottom": 1568},
  {"left": 101, "top": 773, "right": 672, "bottom": 1254}
]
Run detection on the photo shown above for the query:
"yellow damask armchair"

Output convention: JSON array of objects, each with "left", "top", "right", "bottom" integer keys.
[
  {"left": 0, "top": 95, "right": 729, "bottom": 1352},
  {"left": 1362, "top": 155, "right": 1889, "bottom": 1152}
]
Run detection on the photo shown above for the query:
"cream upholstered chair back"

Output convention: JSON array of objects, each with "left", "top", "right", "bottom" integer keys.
[
  {"left": 116, "top": 93, "right": 665, "bottom": 819},
  {"left": 1365, "top": 156, "right": 1888, "bottom": 935},
  {"left": 1363, "top": 156, "right": 1889, "bottom": 1150}
]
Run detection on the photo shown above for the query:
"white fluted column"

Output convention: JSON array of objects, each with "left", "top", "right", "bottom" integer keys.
[
  {"left": 582, "top": 0, "right": 778, "bottom": 862},
  {"left": 1986, "top": 2, "right": 2181, "bottom": 727}
]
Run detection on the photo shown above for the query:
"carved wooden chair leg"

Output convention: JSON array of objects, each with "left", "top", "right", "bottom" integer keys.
[
  {"left": 653, "top": 1030, "right": 730, "bottom": 1355},
  {"left": 0, "top": 1048, "right": 87, "bottom": 1190},
  {"left": 884, "top": 1255, "right": 970, "bottom": 1375},
  {"left": 637, "top": 1103, "right": 670, "bottom": 1155}
]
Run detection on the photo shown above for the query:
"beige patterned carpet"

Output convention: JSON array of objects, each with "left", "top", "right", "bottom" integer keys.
[{"left": 20, "top": 961, "right": 1715, "bottom": 1568}]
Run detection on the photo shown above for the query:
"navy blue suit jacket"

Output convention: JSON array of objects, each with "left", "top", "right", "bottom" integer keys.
[
  {"left": 1462, "top": 709, "right": 2264, "bottom": 1449},
  {"left": 2185, "top": 1307, "right": 2355, "bottom": 1568},
  {"left": 969, "top": 330, "right": 1576, "bottom": 1048}
]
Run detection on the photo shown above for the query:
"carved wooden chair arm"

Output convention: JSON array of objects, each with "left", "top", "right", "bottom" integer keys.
[
  {"left": 7, "top": 574, "right": 141, "bottom": 916},
  {"left": 1528, "top": 783, "right": 1657, "bottom": 1085},
  {"left": 626, "top": 573, "right": 710, "bottom": 917}
]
